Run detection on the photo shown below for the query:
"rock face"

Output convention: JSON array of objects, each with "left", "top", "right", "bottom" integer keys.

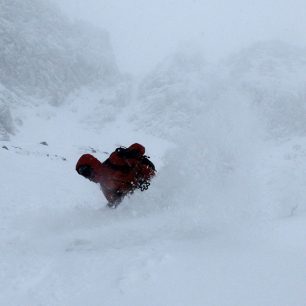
[
  {"left": 0, "top": 84, "right": 15, "bottom": 140},
  {"left": 0, "top": 0, "right": 119, "bottom": 104},
  {"left": 0, "top": 0, "right": 125, "bottom": 139}
]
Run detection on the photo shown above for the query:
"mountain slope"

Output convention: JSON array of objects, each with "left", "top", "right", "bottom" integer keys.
[
  {"left": 1, "top": 104, "right": 306, "bottom": 306},
  {"left": 0, "top": 0, "right": 119, "bottom": 102},
  {"left": 0, "top": 3, "right": 305, "bottom": 303}
]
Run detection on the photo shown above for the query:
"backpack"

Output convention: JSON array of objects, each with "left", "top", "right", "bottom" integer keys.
[{"left": 115, "top": 146, "right": 155, "bottom": 172}]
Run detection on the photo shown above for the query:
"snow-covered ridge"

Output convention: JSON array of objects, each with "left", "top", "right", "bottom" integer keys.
[{"left": 136, "top": 41, "right": 306, "bottom": 140}]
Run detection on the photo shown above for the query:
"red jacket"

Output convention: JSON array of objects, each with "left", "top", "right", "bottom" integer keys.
[{"left": 76, "top": 143, "right": 155, "bottom": 206}]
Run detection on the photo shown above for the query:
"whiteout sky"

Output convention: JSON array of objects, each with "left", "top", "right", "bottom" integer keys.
[{"left": 54, "top": 0, "right": 306, "bottom": 75}]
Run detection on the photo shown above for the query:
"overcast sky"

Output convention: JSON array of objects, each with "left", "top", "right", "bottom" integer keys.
[{"left": 54, "top": 0, "right": 306, "bottom": 76}]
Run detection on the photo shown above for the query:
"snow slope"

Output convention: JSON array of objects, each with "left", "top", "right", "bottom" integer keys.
[
  {"left": 0, "top": 2, "right": 305, "bottom": 302},
  {"left": 1, "top": 87, "right": 306, "bottom": 306}
]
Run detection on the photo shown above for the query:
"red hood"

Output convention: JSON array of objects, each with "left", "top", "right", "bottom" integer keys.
[{"left": 76, "top": 154, "right": 103, "bottom": 183}]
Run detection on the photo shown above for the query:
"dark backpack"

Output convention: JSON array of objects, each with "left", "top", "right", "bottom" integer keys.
[{"left": 115, "top": 146, "right": 155, "bottom": 171}]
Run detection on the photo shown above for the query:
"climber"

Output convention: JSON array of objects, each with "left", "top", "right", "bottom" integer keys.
[{"left": 76, "top": 143, "right": 155, "bottom": 207}]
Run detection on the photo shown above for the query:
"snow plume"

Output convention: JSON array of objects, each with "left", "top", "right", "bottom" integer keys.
[
  {"left": 133, "top": 41, "right": 306, "bottom": 227},
  {"left": 140, "top": 89, "right": 267, "bottom": 227}
]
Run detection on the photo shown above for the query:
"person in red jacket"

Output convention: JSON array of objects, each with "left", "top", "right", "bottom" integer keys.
[{"left": 76, "top": 143, "right": 156, "bottom": 207}]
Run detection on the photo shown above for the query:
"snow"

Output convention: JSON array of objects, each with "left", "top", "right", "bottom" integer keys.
[
  {"left": 1, "top": 2, "right": 306, "bottom": 305},
  {"left": 1, "top": 93, "right": 306, "bottom": 305}
]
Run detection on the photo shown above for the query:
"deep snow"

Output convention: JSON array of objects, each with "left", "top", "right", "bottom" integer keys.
[
  {"left": 1, "top": 93, "right": 306, "bottom": 305},
  {"left": 0, "top": 2, "right": 306, "bottom": 303}
]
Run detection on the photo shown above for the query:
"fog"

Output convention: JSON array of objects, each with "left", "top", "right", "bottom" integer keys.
[
  {"left": 54, "top": 0, "right": 306, "bottom": 75},
  {"left": 1, "top": 1, "right": 306, "bottom": 305}
]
